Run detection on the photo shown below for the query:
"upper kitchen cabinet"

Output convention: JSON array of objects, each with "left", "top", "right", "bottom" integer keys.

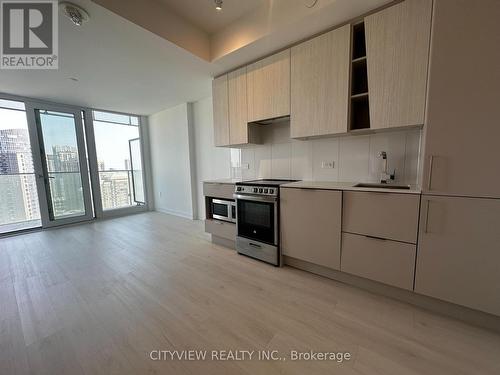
[
  {"left": 227, "top": 67, "right": 259, "bottom": 146},
  {"left": 365, "top": 0, "right": 432, "bottom": 130},
  {"left": 212, "top": 74, "right": 230, "bottom": 146},
  {"left": 422, "top": 0, "right": 500, "bottom": 198},
  {"left": 247, "top": 50, "right": 291, "bottom": 122},
  {"left": 290, "top": 25, "right": 350, "bottom": 138}
]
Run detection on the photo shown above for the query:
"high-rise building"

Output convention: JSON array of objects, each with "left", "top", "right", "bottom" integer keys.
[
  {"left": 100, "top": 171, "right": 131, "bottom": 209},
  {"left": 0, "top": 129, "right": 40, "bottom": 226},
  {"left": 48, "top": 146, "right": 84, "bottom": 217}
]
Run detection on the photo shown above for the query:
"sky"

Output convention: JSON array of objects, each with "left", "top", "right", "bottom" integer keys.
[{"left": 0, "top": 108, "right": 28, "bottom": 130}]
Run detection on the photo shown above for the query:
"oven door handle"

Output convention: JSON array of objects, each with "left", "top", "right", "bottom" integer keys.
[{"left": 233, "top": 194, "right": 278, "bottom": 203}]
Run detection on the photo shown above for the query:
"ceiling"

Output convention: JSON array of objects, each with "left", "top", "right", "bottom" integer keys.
[
  {"left": 158, "top": 0, "right": 266, "bottom": 34},
  {"left": 0, "top": 0, "right": 392, "bottom": 116},
  {"left": 0, "top": 0, "right": 214, "bottom": 115}
]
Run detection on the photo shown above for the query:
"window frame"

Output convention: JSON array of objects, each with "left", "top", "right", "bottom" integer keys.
[{"left": 85, "top": 108, "right": 150, "bottom": 219}]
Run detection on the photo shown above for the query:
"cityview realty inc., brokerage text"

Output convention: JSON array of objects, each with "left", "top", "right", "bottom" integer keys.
[{"left": 150, "top": 349, "right": 352, "bottom": 363}]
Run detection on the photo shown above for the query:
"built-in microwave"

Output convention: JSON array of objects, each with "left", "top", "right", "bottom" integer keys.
[{"left": 210, "top": 198, "right": 236, "bottom": 223}]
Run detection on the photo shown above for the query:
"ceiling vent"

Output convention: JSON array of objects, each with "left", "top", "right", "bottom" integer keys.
[{"left": 59, "top": 2, "right": 90, "bottom": 26}]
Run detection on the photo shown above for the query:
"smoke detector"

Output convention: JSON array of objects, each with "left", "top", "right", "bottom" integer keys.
[
  {"left": 59, "top": 2, "right": 90, "bottom": 26},
  {"left": 302, "top": 0, "right": 318, "bottom": 8}
]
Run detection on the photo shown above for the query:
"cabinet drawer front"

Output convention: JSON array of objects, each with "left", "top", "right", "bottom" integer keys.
[
  {"left": 342, "top": 191, "right": 419, "bottom": 243},
  {"left": 205, "top": 219, "right": 236, "bottom": 241},
  {"left": 341, "top": 233, "right": 416, "bottom": 290},
  {"left": 203, "top": 183, "right": 235, "bottom": 200},
  {"left": 281, "top": 188, "right": 342, "bottom": 270}
]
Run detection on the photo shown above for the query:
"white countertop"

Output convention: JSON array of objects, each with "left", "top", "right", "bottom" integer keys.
[
  {"left": 281, "top": 181, "right": 422, "bottom": 194},
  {"left": 203, "top": 178, "right": 243, "bottom": 185}
]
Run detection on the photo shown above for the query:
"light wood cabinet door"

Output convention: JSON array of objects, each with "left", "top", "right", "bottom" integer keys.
[
  {"left": 290, "top": 25, "right": 350, "bottom": 138},
  {"left": 247, "top": 50, "right": 290, "bottom": 122},
  {"left": 228, "top": 67, "right": 248, "bottom": 145},
  {"left": 422, "top": 0, "right": 500, "bottom": 199},
  {"left": 365, "top": 0, "right": 432, "bottom": 129},
  {"left": 212, "top": 75, "right": 230, "bottom": 146},
  {"left": 415, "top": 195, "right": 500, "bottom": 316},
  {"left": 281, "top": 188, "right": 342, "bottom": 270}
]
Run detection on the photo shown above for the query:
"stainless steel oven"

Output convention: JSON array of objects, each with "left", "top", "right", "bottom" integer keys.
[
  {"left": 235, "top": 193, "right": 278, "bottom": 244},
  {"left": 234, "top": 180, "right": 297, "bottom": 266},
  {"left": 210, "top": 198, "right": 236, "bottom": 223}
]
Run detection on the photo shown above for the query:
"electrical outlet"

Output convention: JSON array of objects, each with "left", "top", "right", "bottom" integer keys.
[{"left": 321, "top": 161, "right": 335, "bottom": 169}]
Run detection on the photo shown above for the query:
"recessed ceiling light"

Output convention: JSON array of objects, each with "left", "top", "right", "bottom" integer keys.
[{"left": 215, "top": 0, "right": 223, "bottom": 11}]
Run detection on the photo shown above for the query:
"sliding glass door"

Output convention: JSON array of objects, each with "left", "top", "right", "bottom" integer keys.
[{"left": 26, "top": 103, "right": 94, "bottom": 227}]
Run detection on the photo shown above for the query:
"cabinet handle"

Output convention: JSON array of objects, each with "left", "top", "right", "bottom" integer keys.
[
  {"left": 427, "top": 155, "right": 434, "bottom": 190},
  {"left": 249, "top": 242, "right": 262, "bottom": 248},
  {"left": 423, "top": 200, "right": 430, "bottom": 233},
  {"left": 365, "top": 235, "right": 386, "bottom": 241}
]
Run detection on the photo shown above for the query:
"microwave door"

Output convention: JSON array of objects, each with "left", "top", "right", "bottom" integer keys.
[{"left": 212, "top": 199, "right": 231, "bottom": 222}]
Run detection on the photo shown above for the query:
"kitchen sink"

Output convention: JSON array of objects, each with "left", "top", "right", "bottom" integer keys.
[{"left": 354, "top": 183, "right": 411, "bottom": 190}]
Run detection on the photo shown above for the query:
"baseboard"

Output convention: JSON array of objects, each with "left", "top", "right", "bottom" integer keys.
[
  {"left": 155, "top": 207, "right": 194, "bottom": 220},
  {"left": 283, "top": 256, "right": 500, "bottom": 333}
]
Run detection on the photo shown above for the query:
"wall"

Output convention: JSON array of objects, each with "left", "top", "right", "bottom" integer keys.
[
  {"left": 234, "top": 122, "right": 421, "bottom": 186},
  {"left": 192, "top": 97, "right": 233, "bottom": 219},
  {"left": 148, "top": 103, "right": 196, "bottom": 219}
]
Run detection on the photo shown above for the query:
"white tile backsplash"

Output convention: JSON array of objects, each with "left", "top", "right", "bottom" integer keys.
[
  {"left": 311, "top": 138, "right": 340, "bottom": 181},
  {"left": 271, "top": 142, "right": 291, "bottom": 178},
  {"left": 255, "top": 144, "right": 272, "bottom": 178},
  {"left": 290, "top": 140, "right": 313, "bottom": 180},
  {"left": 339, "top": 135, "right": 370, "bottom": 182},
  {"left": 233, "top": 122, "right": 422, "bottom": 185},
  {"left": 403, "top": 129, "right": 422, "bottom": 185}
]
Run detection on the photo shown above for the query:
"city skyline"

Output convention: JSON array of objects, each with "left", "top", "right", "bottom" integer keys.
[{"left": 1, "top": 124, "right": 138, "bottom": 231}]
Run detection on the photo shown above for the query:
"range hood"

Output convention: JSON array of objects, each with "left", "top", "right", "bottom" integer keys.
[{"left": 249, "top": 115, "right": 290, "bottom": 126}]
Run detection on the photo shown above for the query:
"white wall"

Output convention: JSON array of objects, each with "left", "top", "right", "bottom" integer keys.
[
  {"left": 192, "top": 97, "right": 232, "bottom": 219},
  {"left": 236, "top": 122, "right": 421, "bottom": 186},
  {"left": 148, "top": 103, "right": 196, "bottom": 219}
]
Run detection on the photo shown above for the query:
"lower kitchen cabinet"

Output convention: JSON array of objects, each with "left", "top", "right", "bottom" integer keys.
[
  {"left": 281, "top": 188, "right": 342, "bottom": 270},
  {"left": 341, "top": 232, "right": 416, "bottom": 290},
  {"left": 415, "top": 195, "right": 500, "bottom": 316},
  {"left": 205, "top": 219, "right": 236, "bottom": 241}
]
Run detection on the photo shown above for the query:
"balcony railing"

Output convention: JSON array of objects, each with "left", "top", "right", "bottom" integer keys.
[
  {"left": 0, "top": 173, "right": 41, "bottom": 234},
  {"left": 98, "top": 170, "right": 136, "bottom": 210}
]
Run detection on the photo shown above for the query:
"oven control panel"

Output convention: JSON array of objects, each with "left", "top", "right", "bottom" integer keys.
[{"left": 235, "top": 185, "right": 278, "bottom": 196}]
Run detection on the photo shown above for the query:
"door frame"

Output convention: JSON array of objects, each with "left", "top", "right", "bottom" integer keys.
[{"left": 24, "top": 100, "right": 94, "bottom": 227}]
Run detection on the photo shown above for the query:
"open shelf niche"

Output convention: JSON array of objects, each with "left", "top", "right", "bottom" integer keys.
[{"left": 349, "top": 22, "right": 370, "bottom": 131}]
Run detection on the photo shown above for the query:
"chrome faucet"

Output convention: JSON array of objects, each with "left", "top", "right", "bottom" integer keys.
[{"left": 378, "top": 151, "right": 395, "bottom": 183}]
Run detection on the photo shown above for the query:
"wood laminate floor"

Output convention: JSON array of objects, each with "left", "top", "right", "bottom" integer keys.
[{"left": 1, "top": 212, "right": 499, "bottom": 375}]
